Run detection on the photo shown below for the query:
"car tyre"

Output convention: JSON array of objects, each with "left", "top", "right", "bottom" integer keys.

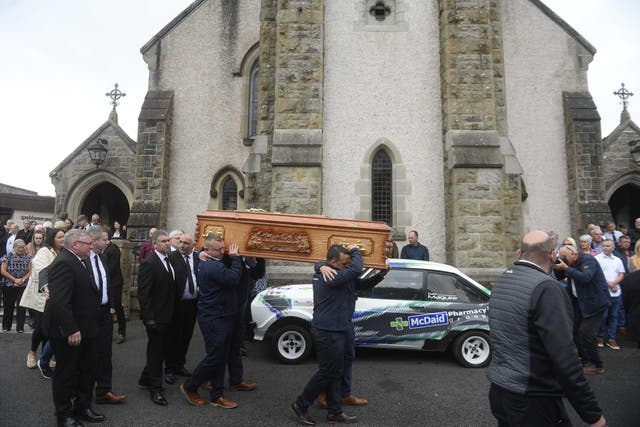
[
  {"left": 272, "top": 324, "right": 312, "bottom": 364},
  {"left": 451, "top": 330, "right": 491, "bottom": 368}
]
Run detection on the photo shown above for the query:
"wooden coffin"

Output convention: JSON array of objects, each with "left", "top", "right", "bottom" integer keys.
[{"left": 195, "top": 210, "right": 393, "bottom": 268}]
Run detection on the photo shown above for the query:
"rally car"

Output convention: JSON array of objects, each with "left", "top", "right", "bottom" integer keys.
[{"left": 251, "top": 259, "right": 492, "bottom": 368}]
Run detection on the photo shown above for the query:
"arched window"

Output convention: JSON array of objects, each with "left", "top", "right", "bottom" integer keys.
[
  {"left": 221, "top": 177, "right": 238, "bottom": 211},
  {"left": 248, "top": 61, "right": 259, "bottom": 139},
  {"left": 371, "top": 149, "right": 392, "bottom": 225}
]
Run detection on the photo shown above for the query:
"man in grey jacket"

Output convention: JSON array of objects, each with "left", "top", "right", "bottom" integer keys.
[{"left": 487, "top": 230, "right": 605, "bottom": 427}]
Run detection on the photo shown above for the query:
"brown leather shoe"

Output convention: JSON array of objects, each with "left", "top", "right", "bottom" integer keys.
[
  {"left": 596, "top": 337, "right": 604, "bottom": 348},
  {"left": 211, "top": 396, "right": 238, "bottom": 409},
  {"left": 180, "top": 384, "right": 205, "bottom": 406},
  {"left": 583, "top": 365, "right": 604, "bottom": 375},
  {"left": 317, "top": 391, "right": 328, "bottom": 409},
  {"left": 341, "top": 395, "right": 368, "bottom": 406},
  {"left": 229, "top": 381, "right": 257, "bottom": 391},
  {"left": 95, "top": 391, "right": 126, "bottom": 404}
]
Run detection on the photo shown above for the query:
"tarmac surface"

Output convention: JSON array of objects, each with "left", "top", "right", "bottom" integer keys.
[{"left": 0, "top": 320, "right": 638, "bottom": 426}]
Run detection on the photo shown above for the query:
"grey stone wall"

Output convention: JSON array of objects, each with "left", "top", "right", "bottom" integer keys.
[
  {"left": 563, "top": 92, "right": 610, "bottom": 233},
  {"left": 603, "top": 120, "right": 640, "bottom": 189},
  {"left": 127, "top": 91, "right": 174, "bottom": 242}
]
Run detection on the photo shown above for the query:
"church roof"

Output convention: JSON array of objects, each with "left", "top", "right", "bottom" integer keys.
[
  {"left": 531, "top": 1, "right": 596, "bottom": 55},
  {"left": 49, "top": 118, "right": 136, "bottom": 177},
  {"left": 603, "top": 118, "right": 640, "bottom": 148},
  {"left": 139, "top": 0, "right": 596, "bottom": 56},
  {"left": 140, "top": 0, "right": 207, "bottom": 54}
]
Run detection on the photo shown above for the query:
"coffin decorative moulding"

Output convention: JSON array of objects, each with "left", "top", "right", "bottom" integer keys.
[{"left": 196, "top": 210, "right": 393, "bottom": 268}]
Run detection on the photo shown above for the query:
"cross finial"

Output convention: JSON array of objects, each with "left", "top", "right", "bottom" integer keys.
[
  {"left": 105, "top": 83, "right": 126, "bottom": 112},
  {"left": 614, "top": 83, "right": 634, "bottom": 122}
]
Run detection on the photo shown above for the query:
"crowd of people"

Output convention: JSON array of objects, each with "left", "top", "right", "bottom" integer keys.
[{"left": 2, "top": 215, "right": 639, "bottom": 426}]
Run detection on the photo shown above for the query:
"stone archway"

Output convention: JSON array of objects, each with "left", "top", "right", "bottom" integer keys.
[
  {"left": 64, "top": 171, "right": 133, "bottom": 228},
  {"left": 608, "top": 183, "right": 640, "bottom": 228},
  {"left": 80, "top": 182, "right": 130, "bottom": 227}
]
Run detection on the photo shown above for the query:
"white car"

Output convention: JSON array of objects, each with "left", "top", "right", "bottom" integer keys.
[{"left": 251, "top": 259, "right": 492, "bottom": 368}]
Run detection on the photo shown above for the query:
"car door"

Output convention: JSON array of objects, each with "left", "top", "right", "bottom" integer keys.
[
  {"left": 353, "top": 268, "right": 432, "bottom": 350},
  {"left": 422, "top": 271, "right": 489, "bottom": 336}
]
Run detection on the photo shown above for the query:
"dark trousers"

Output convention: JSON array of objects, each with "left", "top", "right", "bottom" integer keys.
[
  {"left": 30, "top": 311, "right": 47, "bottom": 353},
  {"left": 185, "top": 316, "right": 233, "bottom": 400},
  {"left": 341, "top": 324, "right": 355, "bottom": 397},
  {"left": 227, "top": 303, "right": 247, "bottom": 385},
  {"left": 570, "top": 298, "right": 583, "bottom": 360},
  {"left": 139, "top": 323, "right": 169, "bottom": 391},
  {"left": 95, "top": 306, "right": 113, "bottom": 396},
  {"left": 2, "top": 286, "right": 26, "bottom": 331},
  {"left": 113, "top": 302, "right": 126, "bottom": 336},
  {"left": 489, "top": 383, "right": 572, "bottom": 426},
  {"left": 50, "top": 335, "right": 99, "bottom": 418},
  {"left": 297, "top": 328, "right": 345, "bottom": 415},
  {"left": 580, "top": 311, "right": 605, "bottom": 368},
  {"left": 165, "top": 299, "right": 197, "bottom": 373}
]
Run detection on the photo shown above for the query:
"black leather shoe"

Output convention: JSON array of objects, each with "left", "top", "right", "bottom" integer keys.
[
  {"left": 57, "top": 416, "right": 84, "bottom": 427},
  {"left": 151, "top": 391, "right": 168, "bottom": 406},
  {"left": 116, "top": 334, "right": 126, "bottom": 344},
  {"left": 175, "top": 367, "right": 191, "bottom": 377},
  {"left": 165, "top": 373, "right": 176, "bottom": 384},
  {"left": 327, "top": 412, "right": 358, "bottom": 424},
  {"left": 75, "top": 407, "right": 105, "bottom": 423},
  {"left": 291, "top": 402, "right": 316, "bottom": 426}
]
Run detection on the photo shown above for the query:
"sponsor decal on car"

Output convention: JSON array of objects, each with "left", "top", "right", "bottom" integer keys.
[{"left": 408, "top": 312, "right": 449, "bottom": 329}]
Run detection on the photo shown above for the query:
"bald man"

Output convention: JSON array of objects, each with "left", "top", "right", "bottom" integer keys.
[{"left": 488, "top": 230, "right": 605, "bottom": 427}]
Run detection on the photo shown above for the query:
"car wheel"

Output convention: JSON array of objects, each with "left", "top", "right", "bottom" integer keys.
[
  {"left": 451, "top": 330, "right": 491, "bottom": 368},
  {"left": 272, "top": 325, "right": 312, "bottom": 364}
]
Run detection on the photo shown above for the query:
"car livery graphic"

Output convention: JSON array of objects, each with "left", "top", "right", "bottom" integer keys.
[{"left": 251, "top": 259, "right": 491, "bottom": 368}]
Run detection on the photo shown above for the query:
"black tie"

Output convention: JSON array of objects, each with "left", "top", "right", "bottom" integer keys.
[
  {"left": 185, "top": 255, "right": 195, "bottom": 295},
  {"left": 164, "top": 257, "right": 174, "bottom": 279},
  {"left": 82, "top": 259, "right": 98, "bottom": 291},
  {"left": 93, "top": 255, "right": 104, "bottom": 300}
]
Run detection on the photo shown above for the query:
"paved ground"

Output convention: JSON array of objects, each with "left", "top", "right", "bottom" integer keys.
[{"left": 0, "top": 321, "right": 638, "bottom": 426}]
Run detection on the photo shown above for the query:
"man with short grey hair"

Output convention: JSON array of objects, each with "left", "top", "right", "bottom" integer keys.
[
  {"left": 489, "top": 230, "right": 605, "bottom": 427},
  {"left": 595, "top": 239, "right": 625, "bottom": 350},
  {"left": 169, "top": 229, "right": 183, "bottom": 252}
]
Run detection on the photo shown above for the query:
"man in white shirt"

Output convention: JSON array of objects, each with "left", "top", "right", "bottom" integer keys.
[{"left": 595, "top": 239, "right": 625, "bottom": 350}]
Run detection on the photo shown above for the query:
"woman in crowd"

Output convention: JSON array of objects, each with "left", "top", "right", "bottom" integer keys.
[
  {"left": 562, "top": 236, "right": 577, "bottom": 248},
  {"left": 628, "top": 241, "right": 640, "bottom": 272},
  {"left": 111, "top": 220, "right": 124, "bottom": 239},
  {"left": 1, "top": 239, "right": 32, "bottom": 332},
  {"left": 63, "top": 218, "right": 74, "bottom": 231},
  {"left": 20, "top": 228, "right": 64, "bottom": 374},
  {"left": 579, "top": 234, "right": 592, "bottom": 254},
  {"left": 26, "top": 230, "right": 45, "bottom": 257}
]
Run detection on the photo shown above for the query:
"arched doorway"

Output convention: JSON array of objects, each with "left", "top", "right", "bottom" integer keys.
[
  {"left": 80, "top": 182, "right": 130, "bottom": 228},
  {"left": 608, "top": 183, "right": 640, "bottom": 228}
]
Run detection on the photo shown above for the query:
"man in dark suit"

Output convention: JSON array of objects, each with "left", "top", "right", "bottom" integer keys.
[
  {"left": 16, "top": 219, "right": 34, "bottom": 245},
  {"left": 87, "top": 226, "right": 126, "bottom": 405},
  {"left": 42, "top": 229, "right": 105, "bottom": 427},
  {"left": 165, "top": 233, "right": 199, "bottom": 385},
  {"left": 103, "top": 237, "right": 126, "bottom": 344},
  {"left": 137, "top": 230, "right": 177, "bottom": 406}
]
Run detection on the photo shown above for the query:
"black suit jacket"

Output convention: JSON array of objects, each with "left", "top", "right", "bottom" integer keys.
[
  {"left": 168, "top": 250, "right": 200, "bottom": 302},
  {"left": 17, "top": 229, "right": 33, "bottom": 245},
  {"left": 42, "top": 248, "right": 102, "bottom": 339},
  {"left": 137, "top": 252, "right": 177, "bottom": 324},
  {"left": 103, "top": 242, "right": 124, "bottom": 307}
]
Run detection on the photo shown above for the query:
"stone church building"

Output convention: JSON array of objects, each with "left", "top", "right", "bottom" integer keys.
[{"left": 51, "top": 0, "right": 640, "bottom": 281}]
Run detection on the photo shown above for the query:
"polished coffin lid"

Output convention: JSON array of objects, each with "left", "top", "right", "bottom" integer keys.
[{"left": 196, "top": 210, "right": 393, "bottom": 268}]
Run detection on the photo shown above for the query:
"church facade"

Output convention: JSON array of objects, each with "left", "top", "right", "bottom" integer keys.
[{"left": 52, "top": 0, "right": 640, "bottom": 281}]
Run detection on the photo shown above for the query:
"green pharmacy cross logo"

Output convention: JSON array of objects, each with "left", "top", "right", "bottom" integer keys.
[{"left": 390, "top": 317, "right": 408, "bottom": 331}]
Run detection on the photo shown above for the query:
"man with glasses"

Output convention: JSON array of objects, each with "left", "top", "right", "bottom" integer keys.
[{"left": 42, "top": 229, "right": 105, "bottom": 427}]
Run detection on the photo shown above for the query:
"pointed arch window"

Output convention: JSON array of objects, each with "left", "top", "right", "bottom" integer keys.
[
  {"left": 221, "top": 177, "right": 238, "bottom": 211},
  {"left": 248, "top": 61, "right": 260, "bottom": 139},
  {"left": 371, "top": 149, "right": 392, "bottom": 225}
]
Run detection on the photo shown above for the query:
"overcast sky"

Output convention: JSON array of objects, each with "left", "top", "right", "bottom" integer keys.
[{"left": 1, "top": 0, "right": 638, "bottom": 196}]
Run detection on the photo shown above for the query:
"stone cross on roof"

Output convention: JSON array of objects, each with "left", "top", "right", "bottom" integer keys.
[
  {"left": 105, "top": 83, "right": 126, "bottom": 112},
  {"left": 614, "top": 83, "right": 633, "bottom": 122}
]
